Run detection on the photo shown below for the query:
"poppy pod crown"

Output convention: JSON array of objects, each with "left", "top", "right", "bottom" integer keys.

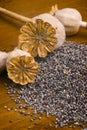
[{"left": 18, "top": 13, "right": 65, "bottom": 58}]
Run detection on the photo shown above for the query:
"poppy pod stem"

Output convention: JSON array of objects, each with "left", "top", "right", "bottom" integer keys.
[{"left": 0, "top": 7, "right": 31, "bottom": 22}]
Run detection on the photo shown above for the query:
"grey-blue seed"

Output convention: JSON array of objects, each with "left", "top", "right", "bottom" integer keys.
[{"left": 6, "top": 42, "right": 87, "bottom": 128}]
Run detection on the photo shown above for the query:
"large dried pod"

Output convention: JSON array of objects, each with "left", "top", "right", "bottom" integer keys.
[
  {"left": 0, "top": 51, "right": 8, "bottom": 73},
  {"left": 0, "top": 8, "right": 65, "bottom": 57},
  {"left": 18, "top": 13, "right": 65, "bottom": 57},
  {"left": 50, "top": 5, "right": 87, "bottom": 36},
  {"left": 6, "top": 49, "right": 38, "bottom": 85}
]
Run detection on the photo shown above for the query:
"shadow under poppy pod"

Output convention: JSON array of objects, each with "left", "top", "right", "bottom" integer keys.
[
  {"left": 0, "top": 51, "right": 8, "bottom": 73},
  {"left": 6, "top": 49, "right": 39, "bottom": 85}
]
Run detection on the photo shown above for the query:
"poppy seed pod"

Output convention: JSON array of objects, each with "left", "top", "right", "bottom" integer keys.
[
  {"left": 18, "top": 13, "right": 66, "bottom": 57},
  {"left": 0, "top": 7, "right": 65, "bottom": 57},
  {"left": 50, "top": 5, "right": 87, "bottom": 36},
  {"left": 6, "top": 49, "right": 38, "bottom": 85}
]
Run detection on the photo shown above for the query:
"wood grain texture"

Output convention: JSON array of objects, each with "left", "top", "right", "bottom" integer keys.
[{"left": 0, "top": 0, "right": 87, "bottom": 130}]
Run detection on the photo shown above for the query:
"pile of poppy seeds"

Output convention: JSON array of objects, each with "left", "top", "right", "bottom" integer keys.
[{"left": 6, "top": 42, "right": 87, "bottom": 129}]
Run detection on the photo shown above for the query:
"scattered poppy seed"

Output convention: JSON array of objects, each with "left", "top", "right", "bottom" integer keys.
[
  {"left": 14, "top": 109, "right": 17, "bottom": 112},
  {"left": 82, "top": 128, "right": 87, "bottom": 130},
  {"left": 49, "top": 124, "right": 52, "bottom": 127},
  {"left": 4, "top": 106, "right": 7, "bottom": 109},
  {"left": 7, "top": 108, "right": 11, "bottom": 111},
  {"left": 6, "top": 42, "right": 87, "bottom": 128},
  {"left": 38, "top": 117, "right": 42, "bottom": 120},
  {"left": 9, "top": 120, "right": 13, "bottom": 123},
  {"left": 28, "top": 126, "right": 31, "bottom": 129}
]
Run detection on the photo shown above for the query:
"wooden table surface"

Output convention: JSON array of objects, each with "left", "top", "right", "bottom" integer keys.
[{"left": 0, "top": 0, "right": 87, "bottom": 130}]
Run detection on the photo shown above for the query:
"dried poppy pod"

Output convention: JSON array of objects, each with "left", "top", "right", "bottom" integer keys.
[
  {"left": 50, "top": 5, "right": 87, "bottom": 36},
  {"left": 0, "top": 7, "right": 65, "bottom": 57},
  {"left": 6, "top": 49, "right": 38, "bottom": 85},
  {"left": 18, "top": 14, "right": 65, "bottom": 57},
  {"left": 0, "top": 51, "right": 8, "bottom": 73}
]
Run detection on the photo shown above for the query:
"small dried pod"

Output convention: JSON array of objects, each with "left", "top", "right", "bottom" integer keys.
[
  {"left": 0, "top": 51, "right": 8, "bottom": 73},
  {"left": 50, "top": 4, "right": 87, "bottom": 36},
  {"left": 18, "top": 13, "right": 65, "bottom": 57},
  {"left": 6, "top": 49, "right": 38, "bottom": 85}
]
